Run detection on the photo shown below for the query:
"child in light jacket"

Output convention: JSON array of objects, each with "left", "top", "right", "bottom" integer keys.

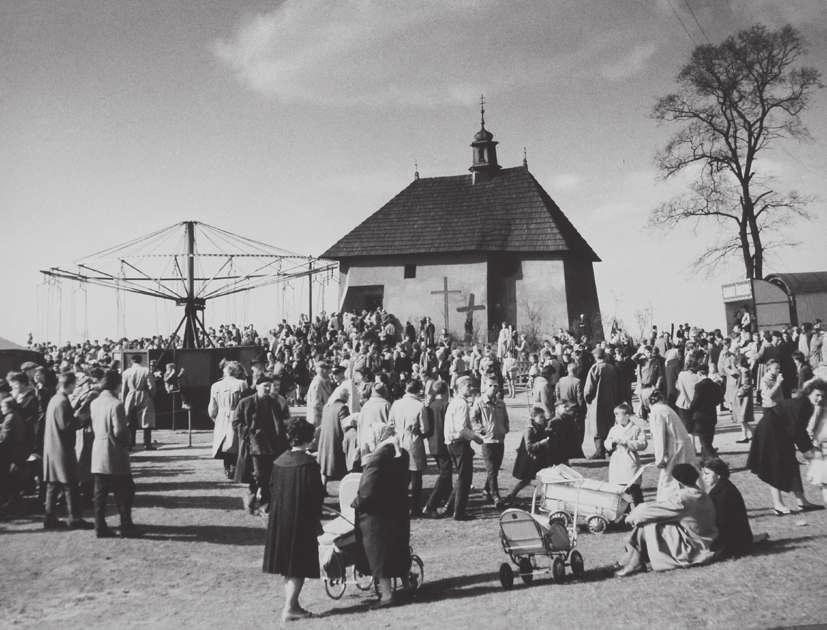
[{"left": 605, "top": 402, "right": 647, "bottom": 505}]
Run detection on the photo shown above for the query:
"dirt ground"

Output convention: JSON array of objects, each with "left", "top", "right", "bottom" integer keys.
[{"left": 1, "top": 398, "right": 825, "bottom": 629}]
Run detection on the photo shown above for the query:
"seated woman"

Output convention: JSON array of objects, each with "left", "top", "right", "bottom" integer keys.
[
  {"left": 615, "top": 463, "right": 717, "bottom": 577},
  {"left": 701, "top": 457, "right": 764, "bottom": 559}
]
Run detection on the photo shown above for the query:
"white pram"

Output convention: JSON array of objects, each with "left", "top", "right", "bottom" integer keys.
[
  {"left": 318, "top": 472, "right": 424, "bottom": 599},
  {"left": 531, "top": 464, "right": 649, "bottom": 534}
]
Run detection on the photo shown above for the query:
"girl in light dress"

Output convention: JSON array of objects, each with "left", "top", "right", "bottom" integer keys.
[{"left": 604, "top": 403, "right": 647, "bottom": 505}]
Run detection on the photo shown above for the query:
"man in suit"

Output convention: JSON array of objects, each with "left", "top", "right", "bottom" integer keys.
[
  {"left": 389, "top": 379, "right": 430, "bottom": 517},
  {"left": 583, "top": 348, "right": 619, "bottom": 459},
  {"left": 556, "top": 362, "right": 586, "bottom": 458},
  {"left": 90, "top": 370, "right": 138, "bottom": 538}
]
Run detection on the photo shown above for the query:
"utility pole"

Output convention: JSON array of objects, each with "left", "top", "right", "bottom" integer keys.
[{"left": 308, "top": 257, "right": 313, "bottom": 321}]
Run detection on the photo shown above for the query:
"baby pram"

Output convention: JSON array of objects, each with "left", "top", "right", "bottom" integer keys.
[
  {"left": 531, "top": 464, "right": 650, "bottom": 534},
  {"left": 318, "top": 473, "right": 425, "bottom": 599},
  {"left": 498, "top": 506, "right": 584, "bottom": 589}
]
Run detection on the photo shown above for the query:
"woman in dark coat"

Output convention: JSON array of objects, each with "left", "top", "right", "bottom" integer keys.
[
  {"left": 701, "top": 457, "right": 755, "bottom": 558},
  {"left": 747, "top": 387, "right": 820, "bottom": 515},
  {"left": 352, "top": 423, "right": 410, "bottom": 608},
  {"left": 262, "top": 417, "right": 323, "bottom": 622}
]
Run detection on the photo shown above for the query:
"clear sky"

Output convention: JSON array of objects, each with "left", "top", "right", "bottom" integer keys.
[{"left": 2, "top": 0, "right": 826, "bottom": 345}]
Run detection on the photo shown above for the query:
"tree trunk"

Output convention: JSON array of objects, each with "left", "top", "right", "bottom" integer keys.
[{"left": 742, "top": 185, "right": 764, "bottom": 280}]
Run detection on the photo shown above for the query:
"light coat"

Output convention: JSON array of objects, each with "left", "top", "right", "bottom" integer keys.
[
  {"left": 122, "top": 363, "right": 156, "bottom": 429},
  {"left": 306, "top": 374, "right": 333, "bottom": 426},
  {"left": 628, "top": 486, "right": 718, "bottom": 571},
  {"left": 43, "top": 393, "right": 83, "bottom": 484},
  {"left": 90, "top": 390, "right": 131, "bottom": 475},
  {"left": 389, "top": 394, "right": 429, "bottom": 471},
  {"left": 208, "top": 375, "right": 248, "bottom": 458},
  {"left": 648, "top": 402, "right": 697, "bottom": 500}
]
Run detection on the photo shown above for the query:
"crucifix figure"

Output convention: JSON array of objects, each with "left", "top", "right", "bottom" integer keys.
[
  {"left": 457, "top": 293, "right": 486, "bottom": 341},
  {"left": 430, "top": 276, "right": 461, "bottom": 332}
]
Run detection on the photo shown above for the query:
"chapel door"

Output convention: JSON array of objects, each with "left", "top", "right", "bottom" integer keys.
[{"left": 487, "top": 255, "right": 520, "bottom": 341}]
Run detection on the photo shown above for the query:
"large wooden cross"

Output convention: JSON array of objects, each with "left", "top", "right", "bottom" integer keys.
[
  {"left": 430, "top": 276, "right": 461, "bottom": 331},
  {"left": 457, "top": 293, "right": 486, "bottom": 337}
]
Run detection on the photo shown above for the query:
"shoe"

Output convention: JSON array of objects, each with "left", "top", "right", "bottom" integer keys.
[
  {"left": 453, "top": 513, "right": 474, "bottom": 521},
  {"left": 614, "top": 563, "right": 645, "bottom": 578},
  {"left": 144, "top": 445, "right": 156, "bottom": 451},
  {"left": 67, "top": 519, "right": 95, "bottom": 530},
  {"left": 370, "top": 597, "right": 395, "bottom": 610},
  {"left": 421, "top": 508, "right": 439, "bottom": 519},
  {"left": 772, "top": 506, "right": 791, "bottom": 516},
  {"left": 588, "top": 452, "right": 604, "bottom": 461},
  {"left": 96, "top": 527, "right": 117, "bottom": 538},
  {"left": 494, "top": 499, "right": 506, "bottom": 510},
  {"left": 735, "top": 438, "right": 751, "bottom": 444},
  {"left": 119, "top": 525, "right": 144, "bottom": 538},
  {"left": 281, "top": 608, "right": 314, "bottom": 621},
  {"left": 797, "top": 503, "right": 824, "bottom": 512},
  {"left": 43, "top": 518, "right": 67, "bottom": 530}
]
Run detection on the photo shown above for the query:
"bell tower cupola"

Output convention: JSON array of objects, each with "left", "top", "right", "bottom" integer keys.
[{"left": 469, "top": 94, "right": 501, "bottom": 183}]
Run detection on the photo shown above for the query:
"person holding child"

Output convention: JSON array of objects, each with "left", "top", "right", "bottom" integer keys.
[{"left": 604, "top": 403, "right": 647, "bottom": 505}]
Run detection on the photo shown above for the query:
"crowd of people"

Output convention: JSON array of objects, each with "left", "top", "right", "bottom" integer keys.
[{"left": 4, "top": 308, "right": 827, "bottom": 618}]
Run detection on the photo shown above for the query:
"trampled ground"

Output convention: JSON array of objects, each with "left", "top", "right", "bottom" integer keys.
[{"left": 1, "top": 399, "right": 825, "bottom": 629}]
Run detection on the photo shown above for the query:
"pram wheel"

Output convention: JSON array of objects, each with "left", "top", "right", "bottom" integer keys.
[
  {"left": 568, "top": 550, "right": 584, "bottom": 578},
  {"left": 323, "top": 554, "right": 347, "bottom": 600},
  {"left": 548, "top": 511, "right": 570, "bottom": 527},
  {"left": 408, "top": 554, "right": 425, "bottom": 593},
  {"left": 552, "top": 557, "right": 566, "bottom": 583},
  {"left": 499, "top": 562, "right": 514, "bottom": 590},
  {"left": 587, "top": 515, "right": 608, "bottom": 534},
  {"left": 353, "top": 567, "right": 373, "bottom": 591},
  {"left": 518, "top": 558, "right": 534, "bottom": 585}
]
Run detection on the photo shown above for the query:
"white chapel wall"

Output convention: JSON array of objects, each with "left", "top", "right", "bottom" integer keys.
[
  {"left": 344, "top": 257, "right": 488, "bottom": 342},
  {"left": 516, "top": 259, "right": 569, "bottom": 342}
]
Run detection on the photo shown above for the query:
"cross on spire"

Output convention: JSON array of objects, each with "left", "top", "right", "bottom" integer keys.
[{"left": 480, "top": 94, "right": 486, "bottom": 128}]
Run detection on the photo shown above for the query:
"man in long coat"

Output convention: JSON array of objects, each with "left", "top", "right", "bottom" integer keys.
[
  {"left": 423, "top": 381, "right": 451, "bottom": 515},
  {"left": 317, "top": 387, "right": 349, "bottom": 492},
  {"left": 90, "top": 370, "right": 137, "bottom": 537},
  {"left": 233, "top": 376, "right": 288, "bottom": 513},
  {"left": 43, "top": 371, "right": 92, "bottom": 529},
  {"left": 583, "top": 348, "right": 619, "bottom": 459},
  {"left": 122, "top": 354, "right": 156, "bottom": 450},
  {"left": 208, "top": 361, "right": 248, "bottom": 478},
  {"left": 389, "top": 379, "right": 430, "bottom": 517}
]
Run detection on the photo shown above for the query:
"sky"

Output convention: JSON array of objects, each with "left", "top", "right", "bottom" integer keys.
[{"left": 2, "top": 0, "right": 826, "bottom": 345}]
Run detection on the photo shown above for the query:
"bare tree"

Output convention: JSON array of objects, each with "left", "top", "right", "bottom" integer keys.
[{"left": 651, "top": 24, "right": 822, "bottom": 279}]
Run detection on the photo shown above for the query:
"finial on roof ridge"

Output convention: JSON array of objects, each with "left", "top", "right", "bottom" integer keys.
[
  {"left": 522, "top": 147, "right": 527, "bottom": 168},
  {"left": 414, "top": 160, "right": 420, "bottom": 180}
]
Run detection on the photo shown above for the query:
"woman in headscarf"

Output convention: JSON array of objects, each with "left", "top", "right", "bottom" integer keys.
[
  {"left": 647, "top": 390, "right": 697, "bottom": 501},
  {"left": 352, "top": 423, "right": 411, "bottom": 608}
]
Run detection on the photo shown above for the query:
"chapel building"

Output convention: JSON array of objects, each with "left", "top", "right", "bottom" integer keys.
[{"left": 321, "top": 107, "right": 603, "bottom": 343}]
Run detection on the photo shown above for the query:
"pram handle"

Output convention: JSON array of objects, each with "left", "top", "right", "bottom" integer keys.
[{"left": 322, "top": 505, "right": 356, "bottom": 528}]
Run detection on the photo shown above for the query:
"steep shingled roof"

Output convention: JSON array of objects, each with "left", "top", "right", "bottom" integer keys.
[{"left": 321, "top": 166, "right": 599, "bottom": 261}]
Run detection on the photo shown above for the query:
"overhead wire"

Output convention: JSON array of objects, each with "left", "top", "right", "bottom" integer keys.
[
  {"left": 665, "top": 0, "right": 697, "bottom": 45},
  {"left": 682, "top": 0, "right": 712, "bottom": 44}
]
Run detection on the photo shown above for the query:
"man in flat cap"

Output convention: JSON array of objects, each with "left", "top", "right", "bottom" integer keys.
[{"left": 583, "top": 346, "right": 620, "bottom": 459}]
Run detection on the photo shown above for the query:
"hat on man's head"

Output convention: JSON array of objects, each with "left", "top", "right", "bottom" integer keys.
[
  {"left": 331, "top": 365, "right": 346, "bottom": 376},
  {"left": 671, "top": 463, "right": 699, "bottom": 487},
  {"left": 20, "top": 361, "right": 38, "bottom": 371}
]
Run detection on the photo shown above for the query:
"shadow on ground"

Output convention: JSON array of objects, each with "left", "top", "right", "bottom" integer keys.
[{"left": 140, "top": 523, "right": 264, "bottom": 545}]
